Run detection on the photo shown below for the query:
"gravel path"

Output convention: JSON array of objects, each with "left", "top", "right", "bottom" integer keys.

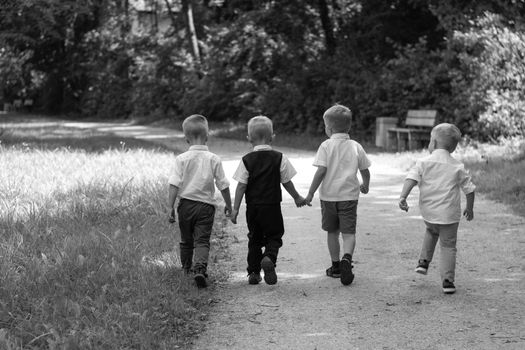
[
  {"left": 194, "top": 153, "right": 525, "bottom": 350},
  {"left": 12, "top": 119, "right": 523, "bottom": 349}
]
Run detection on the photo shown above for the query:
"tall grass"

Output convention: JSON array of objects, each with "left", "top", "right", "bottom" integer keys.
[{"left": 0, "top": 145, "right": 228, "bottom": 349}]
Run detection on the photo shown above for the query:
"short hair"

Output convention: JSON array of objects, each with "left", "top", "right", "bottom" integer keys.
[
  {"left": 431, "top": 123, "right": 461, "bottom": 150},
  {"left": 323, "top": 104, "right": 352, "bottom": 133},
  {"left": 247, "top": 115, "right": 273, "bottom": 141},
  {"left": 182, "top": 114, "right": 208, "bottom": 139}
]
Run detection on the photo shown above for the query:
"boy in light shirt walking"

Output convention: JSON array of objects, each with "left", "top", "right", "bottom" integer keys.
[
  {"left": 168, "top": 114, "right": 232, "bottom": 288},
  {"left": 399, "top": 123, "right": 475, "bottom": 294},
  {"left": 305, "top": 104, "right": 371, "bottom": 286}
]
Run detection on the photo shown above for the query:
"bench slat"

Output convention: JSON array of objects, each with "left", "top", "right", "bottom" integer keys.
[{"left": 406, "top": 110, "right": 437, "bottom": 127}]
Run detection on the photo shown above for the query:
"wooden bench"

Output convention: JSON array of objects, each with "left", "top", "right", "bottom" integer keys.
[{"left": 387, "top": 110, "right": 437, "bottom": 151}]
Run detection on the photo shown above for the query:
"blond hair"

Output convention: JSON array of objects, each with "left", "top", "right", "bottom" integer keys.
[
  {"left": 323, "top": 104, "right": 352, "bottom": 133},
  {"left": 247, "top": 115, "right": 273, "bottom": 142},
  {"left": 182, "top": 114, "right": 209, "bottom": 140},
  {"left": 431, "top": 123, "right": 461, "bottom": 151}
]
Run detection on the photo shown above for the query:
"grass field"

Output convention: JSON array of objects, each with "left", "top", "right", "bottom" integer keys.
[{"left": 0, "top": 128, "right": 230, "bottom": 349}]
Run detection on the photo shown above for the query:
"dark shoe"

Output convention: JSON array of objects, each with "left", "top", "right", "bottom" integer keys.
[
  {"left": 340, "top": 254, "right": 354, "bottom": 286},
  {"left": 261, "top": 256, "right": 277, "bottom": 285},
  {"left": 248, "top": 272, "right": 262, "bottom": 285},
  {"left": 415, "top": 259, "right": 429, "bottom": 275},
  {"left": 326, "top": 266, "right": 341, "bottom": 278},
  {"left": 194, "top": 268, "right": 208, "bottom": 288},
  {"left": 442, "top": 279, "right": 456, "bottom": 294}
]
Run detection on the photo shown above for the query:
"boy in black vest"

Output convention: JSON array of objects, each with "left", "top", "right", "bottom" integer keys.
[{"left": 230, "top": 116, "right": 307, "bottom": 285}]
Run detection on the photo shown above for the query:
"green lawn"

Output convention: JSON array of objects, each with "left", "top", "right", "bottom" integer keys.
[{"left": 0, "top": 127, "right": 229, "bottom": 349}]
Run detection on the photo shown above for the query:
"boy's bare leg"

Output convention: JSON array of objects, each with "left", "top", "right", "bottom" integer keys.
[
  {"left": 327, "top": 231, "right": 340, "bottom": 261},
  {"left": 341, "top": 233, "right": 356, "bottom": 256}
]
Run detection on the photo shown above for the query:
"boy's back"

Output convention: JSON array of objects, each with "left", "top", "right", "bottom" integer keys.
[
  {"left": 242, "top": 150, "right": 282, "bottom": 205},
  {"left": 171, "top": 146, "right": 228, "bottom": 205},
  {"left": 314, "top": 135, "right": 370, "bottom": 201},
  {"left": 407, "top": 149, "right": 475, "bottom": 224}
]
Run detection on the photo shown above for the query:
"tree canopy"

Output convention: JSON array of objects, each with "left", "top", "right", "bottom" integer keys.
[{"left": 1, "top": 0, "right": 524, "bottom": 139}]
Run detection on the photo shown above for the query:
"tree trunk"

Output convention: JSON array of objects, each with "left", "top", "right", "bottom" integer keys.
[
  {"left": 181, "top": 0, "right": 201, "bottom": 64},
  {"left": 317, "top": 0, "right": 336, "bottom": 56}
]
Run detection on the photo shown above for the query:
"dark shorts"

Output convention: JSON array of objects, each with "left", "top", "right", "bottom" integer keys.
[{"left": 320, "top": 200, "right": 358, "bottom": 234}]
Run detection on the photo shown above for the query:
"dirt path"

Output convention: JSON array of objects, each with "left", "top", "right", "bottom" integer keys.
[{"left": 6, "top": 119, "right": 524, "bottom": 349}]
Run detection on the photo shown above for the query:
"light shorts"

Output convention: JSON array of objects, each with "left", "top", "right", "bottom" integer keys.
[{"left": 320, "top": 200, "right": 358, "bottom": 234}]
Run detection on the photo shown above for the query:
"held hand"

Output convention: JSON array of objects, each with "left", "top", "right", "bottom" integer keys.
[
  {"left": 305, "top": 193, "right": 313, "bottom": 205},
  {"left": 224, "top": 206, "right": 232, "bottom": 218},
  {"left": 399, "top": 198, "right": 409, "bottom": 212},
  {"left": 360, "top": 184, "right": 369, "bottom": 194},
  {"left": 168, "top": 208, "right": 176, "bottom": 223},
  {"left": 230, "top": 209, "right": 239, "bottom": 224},
  {"left": 463, "top": 208, "right": 474, "bottom": 221},
  {"left": 294, "top": 196, "right": 309, "bottom": 208}
]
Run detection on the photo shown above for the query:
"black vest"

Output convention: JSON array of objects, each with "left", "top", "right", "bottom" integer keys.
[{"left": 243, "top": 150, "right": 283, "bottom": 205}]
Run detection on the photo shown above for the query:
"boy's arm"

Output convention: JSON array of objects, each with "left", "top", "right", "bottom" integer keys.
[
  {"left": 230, "top": 182, "right": 247, "bottom": 224},
  {"left": 359, "top": 168, "right": 370, "bottom": 194},
  {"left": 168, "top": 184, "right": 179, "bottom": 223},
  {"left": 220, "top": 187, "right": 232, "bottom": 217},
  {"left": 399, "top": 179, "right": 418, "bottom": 212},
  {"left": 282, "top": 180, "right": 308, "bottom": 207},
  {"left": 305, "top": 166, "right": 327, "bottom": 203},
  {"left": 463, "top": 191, "right": 475, "bottom": 221}
]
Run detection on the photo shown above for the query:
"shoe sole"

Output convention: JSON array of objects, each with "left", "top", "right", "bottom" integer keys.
[
  {"left": 415, "top": 267, "right": 428, "bottom": 275},
  {"left": 327, "top": 272, "right": 341, "bottom": 278},
  {"left": 261, "top": 257, "right": 277, "bottom": 285},
  {"left": 443, "top": 287, "right": 456, "bottom": 294},
  {"left": 340, "top": 258, "right": 354, "bottom": 286},
  {"left": 194, "top": 273, "right": 207, "bottom": 288},
  {"left": 248, "top": 276, "right": 261, "bottom": 285}
]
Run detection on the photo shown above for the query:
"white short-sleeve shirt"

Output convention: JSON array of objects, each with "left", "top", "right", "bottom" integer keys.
[
  {"left": 406, "top": 149, "right": 476, "bottom": 224},
  {"left": 232, "top": 145, "right": 297, "bottom": 184},
  {"left": 168, "top": 145, "right": 230, "bottom": 206},
  {"left": 313, "top": 133, "right": 371, "bottom": 201}
]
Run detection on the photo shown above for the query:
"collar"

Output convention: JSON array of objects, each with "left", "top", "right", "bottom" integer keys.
[
  {"left": 431, "top": 149, "right": 451, "bottom": 156},
  {"left": 188, "top": 145, "right": 209, "bottom": 151},
  {"left": 253, "top": 144, "right": 273, "bottom": 151},
  {"left": 330, "top": 133, "right": 350, "bottom": 140}
]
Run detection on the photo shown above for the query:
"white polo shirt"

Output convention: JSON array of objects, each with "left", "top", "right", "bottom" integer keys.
[
  {"left": 313, "top": 133, "right": 371, "bottom": 201},
  {"left": 406, "top": 149, "right": 476, "bottom": 224},
  {"left": 232, "top": 145, "right": 297, "bottom": 184},
  {"left": 168, "top": 145, "right": 230, "bottom": 206}
]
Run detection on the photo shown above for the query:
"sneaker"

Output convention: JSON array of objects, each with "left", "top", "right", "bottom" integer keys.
[
  {"left": 248, "top": 272, "right": 262, "bottom": 285},
  {"left": 415, "top": 259, "right": 429, "bottom": 275},
  {"left": 442, "top": 279, "right": 456, "bottom": 294},
  {"left": 340, "top": 254, "right": 354, "bottom": 286},
  {"left": 261, "top": 256, "right": 277, "bottom": 285},
  {"left": 194, "top": 269, "right": 208, "bottom": 288},
  {"left": 326, "top": 266, "right": 341, "bottom": 278}
]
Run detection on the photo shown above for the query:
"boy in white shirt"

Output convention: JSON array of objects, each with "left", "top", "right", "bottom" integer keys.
[
  {"left": 168, "top": 114, "right": 232, "bottom": 288},
  {"left": 305, "top": 104, "right": 371, "bottom": 286},
  {"left": 399, "top": 123, "right": 475, "bottom": 294}
]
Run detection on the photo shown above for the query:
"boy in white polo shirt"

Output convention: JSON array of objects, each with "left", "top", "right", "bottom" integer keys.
[
  {"left": 399, "top": 123, "right": 475, "bottom": 294},
  {"left": 168, "top": 114, "right": 232, "bottom": 288},
  {"left": 305, "top": 104, "right": 371, "bottom": 286}
]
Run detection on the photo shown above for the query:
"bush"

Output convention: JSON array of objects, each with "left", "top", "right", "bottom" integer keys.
[{"left": 450, "top": 12, "right": 525, "bottom": 139}]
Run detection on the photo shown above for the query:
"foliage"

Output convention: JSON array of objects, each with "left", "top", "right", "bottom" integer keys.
[
  {"left": 1, "top": 0, "right": 525, "bottom": 139},
  {"left": 449, "top": 13, "right": 525, "bottom": 139}
]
